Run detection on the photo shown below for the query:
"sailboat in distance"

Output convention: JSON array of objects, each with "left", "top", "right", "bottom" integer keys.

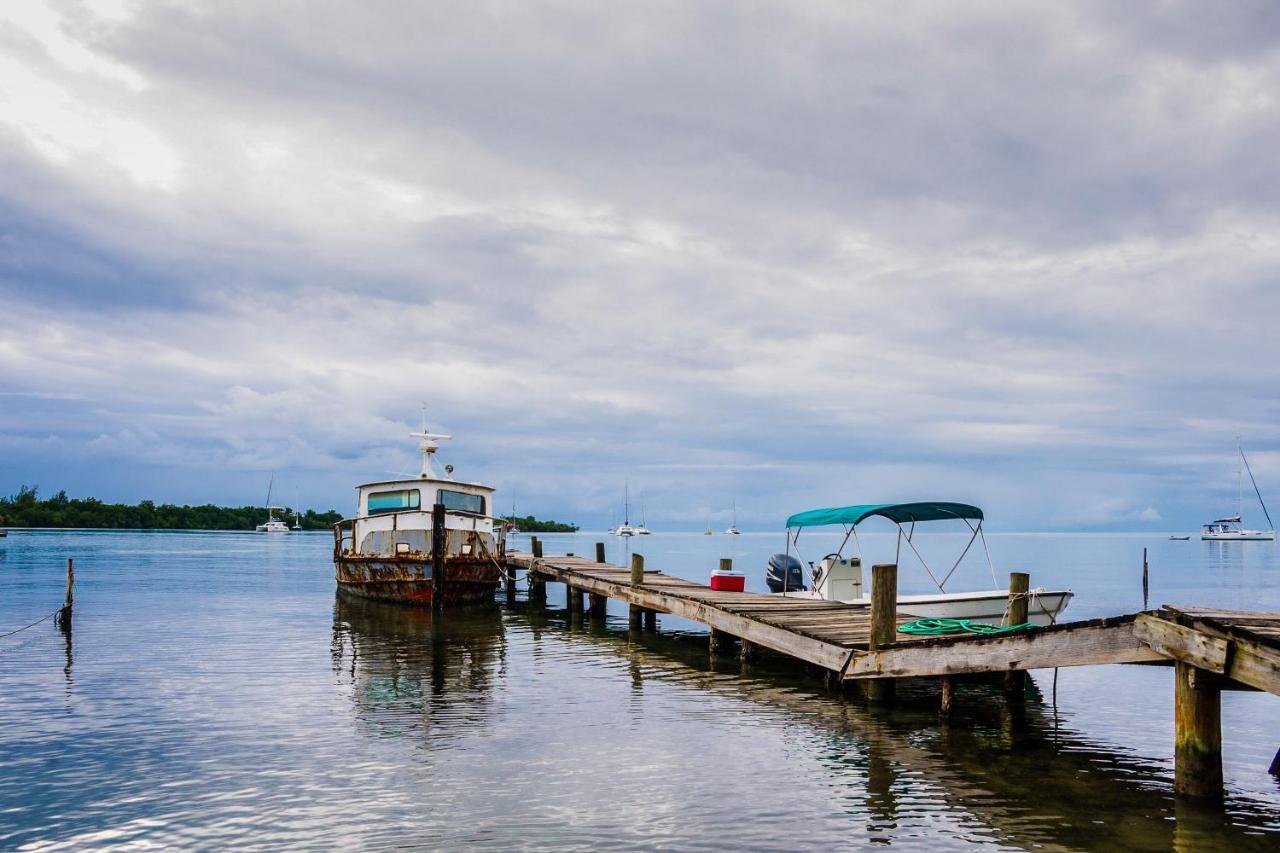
[
  {"left": 725, "top": 501, "right": 741, "bottom": 535},
  {"left": 1201, "top": 441, "right": 1275, "bottom": 541},
  {"left": 615, "top": 482, "right": 636, "bottom": 536},
  {"left": 256, "top": 473, "right": 291, "bottom": 534}
]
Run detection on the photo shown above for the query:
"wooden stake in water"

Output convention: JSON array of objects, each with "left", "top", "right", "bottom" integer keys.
[
  {"left": 56, "top": 558, "right": 74, "bottom": 630},
  {"left": 1142, "top": 548, "right": 1149, "bottom": 611}
]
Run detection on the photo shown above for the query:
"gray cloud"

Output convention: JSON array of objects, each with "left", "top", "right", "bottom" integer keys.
[{"left": 1, "top": 1, "right": 1278, "bottom": 529}]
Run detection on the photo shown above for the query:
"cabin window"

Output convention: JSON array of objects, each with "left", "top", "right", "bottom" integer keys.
[
  {"left": 439, "top": 489, "right": 485, "bottom": 514},
  {"left": 367, "top": 489, "right": 421, "bottom": 514}
]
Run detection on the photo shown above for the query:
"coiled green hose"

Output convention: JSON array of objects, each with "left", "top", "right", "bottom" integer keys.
[{"left": 897, "top": 617, "right": 1035, "bottom": 636}]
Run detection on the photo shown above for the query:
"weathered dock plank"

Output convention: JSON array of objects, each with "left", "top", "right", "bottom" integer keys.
[{"left": 844, "top": 615, "right": 1165, "bottom": 679}]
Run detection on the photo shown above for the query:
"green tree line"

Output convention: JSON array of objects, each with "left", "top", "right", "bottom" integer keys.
[
  {"left": 503, "top": 514, "right": 579, "bottom": 533},
  {"left": 0, "top": 486, "right": 343, "bottom": 531}
]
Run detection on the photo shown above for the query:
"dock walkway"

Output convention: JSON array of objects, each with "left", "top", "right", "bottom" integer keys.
[{"left": 504, "top": 547, "right": 1280, "bottom": 800}]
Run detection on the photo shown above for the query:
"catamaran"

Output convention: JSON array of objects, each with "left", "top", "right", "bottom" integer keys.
[
  {"left": 767, "top": 501, "right": 1072, "bottom": 626},
  {"left": 255, "top": 474, "right": 290, "bottom": 533},
  {"left": 614, "top": 483, "right": 636, "bottom": 536},
  {"left": 724, "top": 502, "right": 741, "bottom": 535},
  {"left": 1201, "top": 443, "right": 1275, "bottom": 541},
  {"left": 333, "top": 413, "right": 502, "bottom": 607}
]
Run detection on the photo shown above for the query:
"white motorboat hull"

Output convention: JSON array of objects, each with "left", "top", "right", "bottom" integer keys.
[
  {"left": 780, "top": 588, "right": 1073, "bottom": 626},
  {"left": 1201, "top": 530, "right": 1274, "bottom": 540}
]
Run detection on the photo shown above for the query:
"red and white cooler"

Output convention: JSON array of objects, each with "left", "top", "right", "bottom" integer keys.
[{"left": 709, "top": 565, "right": 745, "bottom": 592}]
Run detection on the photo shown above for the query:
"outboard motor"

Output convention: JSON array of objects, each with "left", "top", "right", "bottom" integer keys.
[{"left": 766, "top": 553, "right": 806, "bottom": 593}]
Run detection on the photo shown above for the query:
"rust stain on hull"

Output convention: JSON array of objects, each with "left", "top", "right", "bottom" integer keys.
[{"left": 335, "top": 557, "right": 501, "bottom": 607}]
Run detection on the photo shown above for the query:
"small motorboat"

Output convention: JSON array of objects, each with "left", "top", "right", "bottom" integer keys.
[
  {"left": 767, "top": 501, "right": 1073, "bottom": 626},
  {"left": 1169, "top": 535, "right": 1191, "bottom": 541}
]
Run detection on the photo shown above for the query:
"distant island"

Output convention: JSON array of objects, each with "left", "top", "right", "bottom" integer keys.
[
  {"left": 503, "top": 514, "right": 578, "bottom": 533},
  {"left": 0, "top": 486, "right": 342, "bottom": 531},
  {"left": 0, "top": 487, "right": 578, "bottom": 533}
]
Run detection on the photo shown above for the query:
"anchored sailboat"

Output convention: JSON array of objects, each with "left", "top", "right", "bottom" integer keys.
[
  {"left": 256, "top": 474, "right": 290, "bottom": 533},
  {"left": 1202, "top": 442, "right": 1275, "bottom": 541},
  {"left": 614, "top": 482, "right": 635, "bottom": 536}
]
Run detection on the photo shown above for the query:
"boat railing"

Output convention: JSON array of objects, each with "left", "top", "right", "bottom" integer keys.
[{"left": 333, "top": 509, "right": 505, "bottom": 560}]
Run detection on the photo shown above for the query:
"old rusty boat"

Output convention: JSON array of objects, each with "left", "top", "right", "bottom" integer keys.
[{"left": 333, "top": 418, "right": 503, "bottom": 607}]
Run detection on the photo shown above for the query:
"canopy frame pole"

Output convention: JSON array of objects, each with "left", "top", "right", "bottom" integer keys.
[
  {"left": 898, "top": 521, "right": 946, "bottom": 592},
  {"left": 836, "top": 525, "right": 855, "bottom": 557},
  {"left": 976, "top": 522, "right": 998, "bottom": 587},
  {"left": 895, "top": 526, "right": 902, "bottom": 565},
  {"left": 940, "top": 520, "right": 983, "bottom": 589}
]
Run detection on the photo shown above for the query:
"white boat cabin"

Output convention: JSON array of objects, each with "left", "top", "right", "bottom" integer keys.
[
  {"left": 344, "top": 416, "right": 497, "bottom": 558},
  {"left": 351, "top": 477, "right": 494, "bottom": 556}
]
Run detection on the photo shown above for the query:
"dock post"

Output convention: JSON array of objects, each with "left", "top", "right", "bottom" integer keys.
[
  {"left": 55, "top": 558, "right": 73, "bottom": 631},
  {"left": 939, "top": 676, "right": 955, "bottom": 719},
  {"left": 1004, "top": 572, "right": 1030, "bottom": 700},
  {"left": 740, "top": 638, "right": 758, "bottom": 663},
  {"left": 1174, "top": 660, "right": 1223, "bottom": 801},
  {"left": 866, "top": 563, "right": 898, "bottom": 705},
  {"left": 589, "top": 543, "right": 608, "bottom": 623},
  {"left": 431, "top": 504, "right": 446, "bottom": 615},
  {"left": 529, "top": 536, "right": 546, "bottom": 609},
  {"left": 629, "top": 553, "right": 644, "bottom": 633}
]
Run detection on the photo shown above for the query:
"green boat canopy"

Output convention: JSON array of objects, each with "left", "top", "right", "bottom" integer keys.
[{"left": 785, "top": 502, "right": 984, "bottom": 529}]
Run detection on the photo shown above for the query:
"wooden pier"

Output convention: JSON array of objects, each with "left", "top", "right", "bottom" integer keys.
[{"left": 505, "top": 544, "right": 1280, "bottom": 802}]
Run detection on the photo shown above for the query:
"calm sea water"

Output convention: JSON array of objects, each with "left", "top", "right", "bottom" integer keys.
[{"left": 1, "top": 529, "right": 1278, "bottom": 850}]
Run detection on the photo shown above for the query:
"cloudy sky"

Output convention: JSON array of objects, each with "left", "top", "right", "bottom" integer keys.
[{"left": 1, "top": 0, "right": 1278, "bottom": 531}]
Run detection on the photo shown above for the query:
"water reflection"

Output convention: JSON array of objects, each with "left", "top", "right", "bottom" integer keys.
[
  {"left": 532, "top": 617, "right": 1280, "bottom": 851},
  {"left": 330, "top": 595, "right": 505, "bottom": 744}
]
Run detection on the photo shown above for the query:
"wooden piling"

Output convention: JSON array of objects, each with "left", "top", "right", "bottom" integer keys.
[
  {"left": 740, "top": 638, "right": 759, "bottom": 663},
  {"left": 1004, "top": 572, "right": 1030, "bottom": 700},
  {"left": 430, "top": 504, "right": 446, "bottom": 615},
  {"left": 643, "top": 609, "right": 657, "bottom": 631},
  {"left": 865, "top": 563, "right": 897, "bottom": 704},
  {"left": 629, "top": 553, "right": 644, "bottom": 632},
  {"left": 939, "top": 676, "right": 955, "bottom": 719},
  {"left": 55, "top": 558, "right": 73, "bottom": 630},
  {"left": 595, "top": 541, "right": 606, "bottom": 563},
  {"left": 529, "top": 536, "right": 546, "bottom": 608},
  {"left": 1174, "top": 660, "right": 1223, "bottom": 801},
  {"left": 1142, "top": 548, "right": 1149, "bottom": 611}
]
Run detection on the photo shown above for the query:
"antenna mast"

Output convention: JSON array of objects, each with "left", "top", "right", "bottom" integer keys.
[{"left": 408, "top": 404, "right": 452, "bottom": 479}]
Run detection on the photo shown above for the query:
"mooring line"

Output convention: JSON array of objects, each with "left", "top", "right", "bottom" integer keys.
[{"left": 0, "top": 607, "right": 62, "bottom": 642}]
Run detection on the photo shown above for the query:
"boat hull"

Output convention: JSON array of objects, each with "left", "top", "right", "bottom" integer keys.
[
  {"left": 335, "top": 556, "right": 501, "bottom": 607},
  {"left": 779, "top": 589, "right": 1073, "bottom": 626},
  {"left": 1201, "top": 531, "right": 1275, "bottom": 541}
]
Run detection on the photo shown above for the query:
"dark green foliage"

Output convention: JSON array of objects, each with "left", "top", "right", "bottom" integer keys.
[
  {"left": 502, "top": 514, "right": 578, "bottom": 533},
  {"left": 0, "top": 485, "right": 343, "bottom": 531}
]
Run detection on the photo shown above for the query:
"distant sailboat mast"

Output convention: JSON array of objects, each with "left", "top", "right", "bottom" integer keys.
[{"left": 1240, "top": 441, "right": 1276, "bottom": 531}]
